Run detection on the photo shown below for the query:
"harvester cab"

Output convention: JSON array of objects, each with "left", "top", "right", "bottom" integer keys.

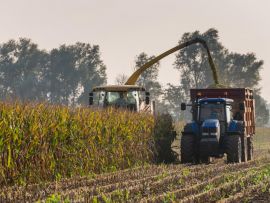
[
  {"left": 181, "top": 88, "right": 255, "bottom": 164},
  {"left": 89, "top": 85, "right": 152, "bottom": 113}
]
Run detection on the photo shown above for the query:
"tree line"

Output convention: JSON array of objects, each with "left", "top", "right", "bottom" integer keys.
[
  {"left": 0, "top": 39, "right": 106, "bottom": 105},
  {"left": 0, "top": 28, "right": 269, "bottom": 126}
]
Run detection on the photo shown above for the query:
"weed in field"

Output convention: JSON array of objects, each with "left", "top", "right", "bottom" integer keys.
[
  {"left": 162, "top": 192, "right": 176, "bottom": 203},
  {"left": 40, "top": 194, "right": 70, "bottom": 203},
  {"left": 181, "top": 168, "right": 190, "bottom": 177},
  {"left": 203, "top": 183, "right": 214, "bottom": 192}
]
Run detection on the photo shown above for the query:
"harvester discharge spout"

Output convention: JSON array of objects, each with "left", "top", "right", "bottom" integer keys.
[{"left": 125, "top": 37, "right": 219, "bottom": 86}]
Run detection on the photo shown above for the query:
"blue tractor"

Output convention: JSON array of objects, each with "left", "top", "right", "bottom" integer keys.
[{"left": 180, "top": 88, "right": 255, "bottom": 164}]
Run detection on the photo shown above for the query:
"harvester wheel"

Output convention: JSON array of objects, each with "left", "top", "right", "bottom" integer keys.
[
  {"left": 226, "top": 135, "right": 242, "bottom": 163},
  {"left": 241, "top": 136, "right": 248, "bottom": 162},
  {"left": 181, "top": 135, "right": 195, "bottom": 163},
  {"left": 247, "top": 137, "right": 254, "bottom": 161}
]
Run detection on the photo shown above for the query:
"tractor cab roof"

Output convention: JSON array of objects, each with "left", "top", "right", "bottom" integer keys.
[
  {"left": 199, "top": 98, "right": 234, "bottom": 104},
  {"left": 92, "top": 85, "right": 146, "bottom": 92}
]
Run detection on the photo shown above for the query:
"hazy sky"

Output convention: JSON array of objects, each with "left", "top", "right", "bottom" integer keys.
[{"left": 1, "top": 0, "right": 269, "bottom": 102}]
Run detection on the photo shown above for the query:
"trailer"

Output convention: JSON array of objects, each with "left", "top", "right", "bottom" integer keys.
[{"left": 181, "top": 88, "right": 255, "bottom": 163}]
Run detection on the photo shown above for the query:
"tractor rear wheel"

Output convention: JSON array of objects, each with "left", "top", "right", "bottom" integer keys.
[
  {"left": 199, "top": 155, "right": 211, "bottom": 164},
  {"left": 181, "top": 135, "right": 195, "bottom": 163},
  {"left": 226, "top": 135, "right": 242, "bottom": 163},
  {"left": 247, "top": 137, "right": 254, "bottom": 161}
]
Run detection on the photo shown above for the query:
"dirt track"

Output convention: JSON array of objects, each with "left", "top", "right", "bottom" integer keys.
[{"left": 0, "top": 149, "right": 270, "bottom": 203}]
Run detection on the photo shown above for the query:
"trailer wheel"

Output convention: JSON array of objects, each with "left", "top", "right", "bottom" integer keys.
[
  {"left": 241, "top": 136, "right": 248, "bottom": 162},
  {"left": 181, "top": 135, "right": 195, "bottom": 163},
  {"left": 226, "top": 135, "right": 242, "bottom": 163},
  {"left": 247, "top": 137, "right": 254, "bottom": 160}
]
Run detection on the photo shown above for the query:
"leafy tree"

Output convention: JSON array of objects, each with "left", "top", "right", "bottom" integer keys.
[
  {"left": 163, "top": 84, "right": 186, "bottom": 119},
  {"left": 174, "top": 29, "right": 226, "bottom": 96},
  {"left": 46, "top": 43, "right": 107, "bottom": 105},
  {"left": 75, "top": 43, "right": 107, "bottom": 105},
  {"left": 0, "top": 38, "right": 49, "bottom": 101},
  {"left": 115, "top": 74, "right": 128, "bottom": 85},
  {"left": 134, "top": 52, "right": 162, "bottom": 101},
  {"left": 0, "top": 39, "right": 107, "bottom": 105},
  {"left": 46, "top": 45, "right": 79, "bottom": 105},
  {"left": 254, "top": 93, "right": 269, "bottom": 126}
]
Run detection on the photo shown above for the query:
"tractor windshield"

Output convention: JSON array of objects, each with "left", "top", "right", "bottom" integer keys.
[{"left": 199, "top": 102, "right": 225, "bottom": 122}]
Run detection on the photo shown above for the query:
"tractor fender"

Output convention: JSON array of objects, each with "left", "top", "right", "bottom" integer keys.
[
  {"left": 227, "top": 120, "right": 244, "bottom": 135},
  {"left": 182, "top": 122, "right": 199, "bottom": 136}
]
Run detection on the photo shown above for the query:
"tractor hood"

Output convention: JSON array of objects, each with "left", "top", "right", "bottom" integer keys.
[{"left": 200, "top": 119, "right": 221, "bottom": 156}]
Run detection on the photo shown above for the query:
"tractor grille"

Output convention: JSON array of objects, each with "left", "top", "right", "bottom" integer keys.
[{"left": 202, "top": 127, "right": 217, "bottom": 133}]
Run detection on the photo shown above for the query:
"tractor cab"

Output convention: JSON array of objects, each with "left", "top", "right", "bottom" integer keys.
[
  {"left": 197, "top": 98, "right": 234, "bottom": 138},
  {"left": 198, "top": 98, "right": 233, "bottom": 124},
  {"left": 89, "top": 85, "right": 151, "bottom": 112}
]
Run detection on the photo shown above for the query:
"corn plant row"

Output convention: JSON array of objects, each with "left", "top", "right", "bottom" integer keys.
[
  {"left": 146, "top": 163, "right": 269, "bottom": 203},
  {"left": 2, "top": 158, "right": 268, "bottom": 203},
  {"left": 67, "top": 157, "right": 269, "bottom": 202},
  {"left": 0, "top": 101, "right": 154, "bottom": 186},
  {"left": 0, "top": 162, "right": 184, "bottom": 202},
  {"left": 219, "top": 178, "right": 270, "bottom": 203},
  {"left": 141, "top": 158, "right": 270, "bottom": 202},
  {"left": 85, "top": 159, "right": 268, "bottom": 203},
  {"left": 0, "top": 155, "right": 214, "bottom": 202},
  {"left": 30, "top": 163, "right": 208, "bottom": 202},
  {"left": 18, "top": 154, "right": 268, "bottom": 199},
  {"left": 180, "top": 163, "right": 270, "bottom": 203},
  {"left": 37, "top": 168, "right": 180, "bottom": 202},
  {"left": 88, "top": 163, "right": 216, "bottom": 202},
  {"left": 36, "top": 166, "right": 184, "bottom": 202}
]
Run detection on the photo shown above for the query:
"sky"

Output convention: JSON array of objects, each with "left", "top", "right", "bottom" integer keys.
[{"left": 1, "top": 0, "right": 269, "bottom": 102}]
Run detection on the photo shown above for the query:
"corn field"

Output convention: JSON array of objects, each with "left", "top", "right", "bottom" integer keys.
[
  {"left": 1, "top": 101, "right": 270, "bottom": 202},
  {"left": 0, "top": 102, "right": 155, "bottom": 186}
]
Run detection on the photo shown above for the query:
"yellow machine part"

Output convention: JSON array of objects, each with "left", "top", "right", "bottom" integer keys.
[{"left": 125, "top": 37, "right": 219, "bottom": 86}]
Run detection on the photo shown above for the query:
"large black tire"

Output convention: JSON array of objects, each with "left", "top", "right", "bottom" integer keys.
[
  {"left": 226, "top": 135, "right": 242, "bottom": 163},
  {"left": 247, "top": 137, "right": 254, "bottom": 161},
  {"left": 241, "top": 136, "right": 248, "bottom": 162},
  {"left": 181, "top": 135, "right": 195, "bottom": 163},
  {"left": 199, "top": 155, "right": 211, "bottom": 164}
]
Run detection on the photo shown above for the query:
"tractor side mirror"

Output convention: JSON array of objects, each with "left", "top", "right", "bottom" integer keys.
[
  {"left": 239, "top": 102, "right": 245, "bottom": 111},
  {"left": 89, "top": 92, "right": 94, "bottom": 105},
  {"left": 181, "top": 103, "right": 186, "bottom": 111},
  {"left": 145, "top": 92, "right": 150, "bottom": 105}
]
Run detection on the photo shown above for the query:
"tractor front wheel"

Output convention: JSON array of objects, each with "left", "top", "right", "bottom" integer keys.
[
  {"left": 181, "top": 135, "right": 195, "bottom": 163},
  {"left": 226, "top": 135, "right": 242, "bottom": 163}
]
